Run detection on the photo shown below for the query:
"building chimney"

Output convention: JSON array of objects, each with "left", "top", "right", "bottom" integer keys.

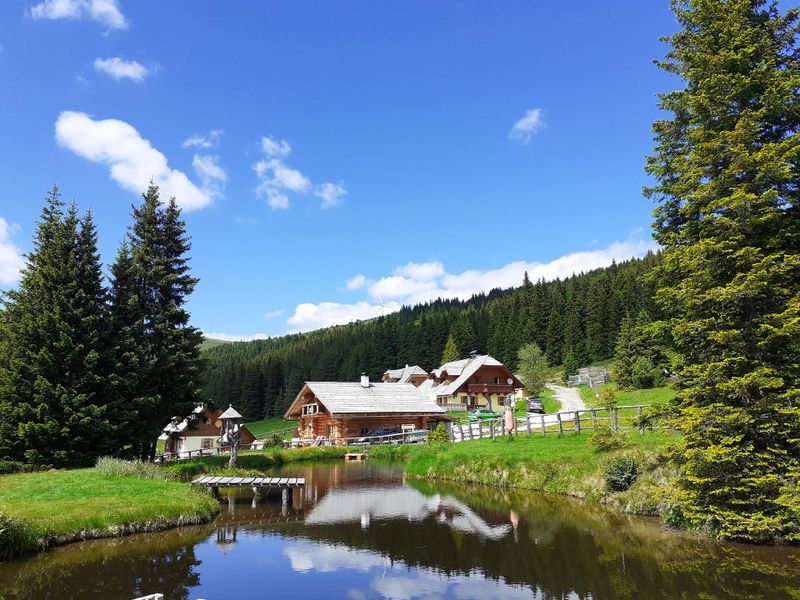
[{"left": 360, "top": 373, "right": 370, "bottom": 388}]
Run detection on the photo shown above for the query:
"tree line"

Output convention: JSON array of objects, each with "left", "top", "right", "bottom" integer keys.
[
  {"left": 201, "top": 252, "right": 661, "bottom": 421},
  {"left": 0, "top": 185, "right": 202, "bottom": 467}
]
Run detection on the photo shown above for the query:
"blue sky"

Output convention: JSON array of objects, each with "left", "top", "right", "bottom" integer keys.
[{"left": 0, "top": 1, "right": 677, "bottom": 339}]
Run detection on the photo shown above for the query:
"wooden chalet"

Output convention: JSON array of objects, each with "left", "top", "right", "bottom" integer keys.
[
  {"left": 419, "top": 354, "right": 524, "bottom": 411},
  {"left": 382, "top": 365, "right": 428, "bottom": 386},
  {"left": 160, "top": 404, "right": 255, "bottom": 458},
  {"left": 284, "top": 375, "right": 448, "bottom": 443}
]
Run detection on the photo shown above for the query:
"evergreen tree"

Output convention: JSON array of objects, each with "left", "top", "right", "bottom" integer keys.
[
  {"left": 0, "top": 190, "right": 113, "bottom": 466},
  {"left": 441, "top": 334, "right": 460, "bottom": 364},
  {"left": 645, "top": 0, "right": 800, "bottom": 542}
]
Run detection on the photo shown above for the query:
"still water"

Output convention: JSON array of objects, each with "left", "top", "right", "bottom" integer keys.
[{"left": 0, "top": 462, "right": 798, "bottom": 600}]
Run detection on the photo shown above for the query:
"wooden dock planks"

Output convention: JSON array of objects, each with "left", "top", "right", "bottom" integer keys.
[{"left": 191, "top": 476, "right": 305, "bottom": 488}]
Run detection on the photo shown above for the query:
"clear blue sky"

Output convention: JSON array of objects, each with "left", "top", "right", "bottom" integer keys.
[{"left": 0, "top": 1, "right": 678, "bottom": 339}]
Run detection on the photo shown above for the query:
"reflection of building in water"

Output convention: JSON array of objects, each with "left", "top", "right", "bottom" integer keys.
[
  {"left": 215, "top": 526, "right": 238, "bottom": 556},
  {"left": 305, "top": 485, "right": 513, "bottom": 540}
]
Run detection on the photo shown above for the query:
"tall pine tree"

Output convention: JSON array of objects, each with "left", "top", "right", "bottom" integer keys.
[{"left": 646, "top": 0, "right": 800, "bottom": 542}]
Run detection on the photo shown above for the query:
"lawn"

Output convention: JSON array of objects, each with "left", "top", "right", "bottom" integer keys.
[
  {"left": 579, "top": 382, "right": 676, "bottom": 408},
  {"left": 245, "top": 418, "right": 294, "bottom": 439},
  {"left": 0, "top": 468, "right": 219, "bottom": 559},
  {"left": 370, "top": 430, "right": 677, "bottom": 513}
]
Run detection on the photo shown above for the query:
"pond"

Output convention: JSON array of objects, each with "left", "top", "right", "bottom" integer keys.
[{"left": 0, "top": 462, "right": 798, "bottom": 599}]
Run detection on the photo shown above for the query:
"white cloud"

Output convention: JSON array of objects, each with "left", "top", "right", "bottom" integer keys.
[
  {"left": 287, "top": 300, "right": 402, "bottom": 332},
  {"left": 93, "top": 57, "right": 150, "bottom": 82},
  {"left": 314, "top": 182, "right": 346, "bottom": 208},
  {"left": 285, "top": 238, "right": 657, "bottom": 333},
  {"left": 254, "top": 135, "right": 346, "bottom": 210},
  {"left": 264, "top": 309, "right": 284, "bottom": 319},
  {"left": 346, "top": 274, "right": 368, "bottom": 290},
  {"left": 192, "top": 154, "right": 226, "bottom": 199},
  {"left": 203, "top": 332, "right": 270, "bottom": 342},
  {"left": 0, "top": 217, "right": 24, "bottom": 285},
  {"left": 30, "top": 0, "right": 128, "bottom": 30},
  {"left": 55, "top": 111, "right": 214, "bottom": 211},
  {"left": 509, "top": 107, "right": 543, "bottom": 143},
  {"left": 183, "top": 130, "right": 223, "bottom": 149}
]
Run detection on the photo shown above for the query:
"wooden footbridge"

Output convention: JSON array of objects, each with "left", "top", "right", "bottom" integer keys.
[{"left": 191, "top": 476, "right": 305, "bottom": 492}]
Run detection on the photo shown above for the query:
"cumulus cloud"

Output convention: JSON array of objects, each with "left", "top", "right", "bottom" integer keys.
[
  {"left": 287, "top": 300, "right": 402, "bottom": 332},
  {"left": 285, "top": 238, "right": 657, "bottom": 333},
  {"left": 0, "top": 217, "right": 25, "bottom": 285},
  {"left": 254, "top": 135, "right": 346, "bottom": 210},
  {"left": 202, "top": 332, "right": 271, "bottom": 342},
  {"left": 55, "top": 111, "right": 215, "bottom": 211},
  {"left": 183, "top": 130, "right": 223, "bottom": 149},
  {"left": 30, "top": 0, "right": 128, "bottom": 30},
  {"left": 192, "top": 154, "right": 226, "bottom": 198},
  {"left": 509, "top": 107, "right": 543, "bottom": 143},
  {"left": 93, "top": 57, "right": 150, "bottom": 82}
]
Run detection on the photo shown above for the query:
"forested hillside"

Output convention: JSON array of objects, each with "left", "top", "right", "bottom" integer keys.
[{"left": 202, "top": 252, "right": 661, "bottom": 420}]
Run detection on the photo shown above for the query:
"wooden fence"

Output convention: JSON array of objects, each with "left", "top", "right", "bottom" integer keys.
[{"left": 448, "top": 405, "right": 651, "bottom": 442}]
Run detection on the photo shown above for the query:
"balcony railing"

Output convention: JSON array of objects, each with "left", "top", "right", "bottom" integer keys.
[{"left": 465, "top": 383, "right": 516, "bottom": 395}]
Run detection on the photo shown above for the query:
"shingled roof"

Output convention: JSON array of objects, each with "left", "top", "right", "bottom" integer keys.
[
  {"left": 383, "top": 365, "right": 428, "bottom": 383},
  {"left": 286, "top": 381, "right": 445, "bottom": 418},
  {"left": 431, "top": 354, "right": 507, "bottom": 397}
]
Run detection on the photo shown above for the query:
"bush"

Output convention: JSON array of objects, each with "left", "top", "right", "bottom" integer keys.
[
  {"left": 96, "top": 457, "right": 176, "bottom": 481},
  {"left": 631, "top": 357, "right": 663, "bottom": 388},
  {"left": 0, "top": 513, "right": 41, "bottom": 561},
  {"left": 662, "top": 505, "right": 688, "bottom": 529},
  {"left": 0, "top": 460, "right": 35, "bottom": 475},
  {"left": 589, "top": 423, "right": 628, "bottom": 452},
  {"left": 515, "top": 400, "right": 527, "bottom": 412},
  {"left": 605, "top": 457, "right": 639, "bottom": 491},
  {"left": 428, "top": 423, "right": 451, "bottom": 446}
]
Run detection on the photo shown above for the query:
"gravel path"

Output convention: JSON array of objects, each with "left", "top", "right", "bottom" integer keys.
[{"left": 547, "top": 384, "right": 587, "bottom": 413}]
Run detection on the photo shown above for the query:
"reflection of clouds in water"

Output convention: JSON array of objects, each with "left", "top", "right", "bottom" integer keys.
[
  {"left": 285, "top": 541, "right": 388, "bottom": 573},
  {"left": 305, "top": 486, "right": 512, "bottom": 540},
  {"left": 283, "top": 539, "right": 555, "bottom": 600}
]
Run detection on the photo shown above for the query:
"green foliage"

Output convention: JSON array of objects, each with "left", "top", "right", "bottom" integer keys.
[
  {"left": 427, "top": 423, "right": 451, "bottom": 445},
  {"left": 441, "top": 334, "right": 460, "bottom": 364},
  {"left": 201, "top": 254, "right": 662, "bottom": 421},
  {"left": 661, "top": 505, "right": 688, "bottom": 529},
  {"left": 0, "top": 460, "right": 35, "bottom": 475},
  {"left": 605, "top": 457, "right": 639, "bottom": 492},
  {"left": 645, "top": 0, "right": 800, "bottom": 543},
  {"left": 597, "top": 386, "right": 618, "bottom": 410},
  {"left": 590, "top": 423, "right": 628, "bottom": 452},
  {"left": 517, "top": 342, "right": 549, "bottom": 396},
  {"left": 0, "top": 513, "right": 41, "bottom": 562},
  {"left": 514, "top": 400, "right": 528, "bottom": 412},
  {"left": 95, "top": 457, "right": 175, "bottom": 481},
  {"left": 630, "top": 357, "right": 662, "bottom": 389},
  {"left": 614, "top": 315, "right": 670, "bottom": 389},
  {"left": 562, "top": 351, "right": 579, "bottom": 384}
]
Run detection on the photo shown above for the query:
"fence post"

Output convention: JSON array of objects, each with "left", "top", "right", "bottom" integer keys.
[
  {"left": 591, "top": 409, "right": 597, "bottom": 430},
  {"left": 557, "top": 413, "right": 563, "bottom": 435},
  {"left": 612, "top": 408, "right": 619, "bottom": 431},
  {"left": 541, "top": 414, "right": 546, "bottom": 435},
  {"left": 526, "top": 416, "right": 532, "bottom": 436},
  {"left": 575, "top": 411, "right": 581, "bottom": 435},
  {"left": 490, "top": 420, "right": 495, "bottom": 440},
  {"left": 638, "top": 405, "right": 644, "bottom": 434}
]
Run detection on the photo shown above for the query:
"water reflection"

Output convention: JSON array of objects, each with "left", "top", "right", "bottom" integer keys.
[{"left": 0, "top": 462, "right": 797, "bottom": 600}]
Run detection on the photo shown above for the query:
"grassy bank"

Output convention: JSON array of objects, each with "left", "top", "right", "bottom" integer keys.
[
  {"left": 370, "top": 431, "right": 677, "bottom": 515},
  {"left": 578, "top": 382, "right": 676, "bottom": 408},
  {"left": 0, "top": 469, "right": 219, "bottom": 561},
  {"left": 245, "top": 418, "right": 294, "bottom": 438}
]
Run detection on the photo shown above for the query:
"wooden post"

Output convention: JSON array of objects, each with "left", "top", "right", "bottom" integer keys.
[
  {"left": 612, "top": 408, "right": 619, "bottom": 431},
  {"left": 638, "top": 405, "right": 644, "bottom": 434},
  {"left": 490, "top": 420, "right": 495, "bottom": 439},
  {"left": 557, "top": 412, "right": 563, "bottom": 435},
  {"left": 541, "top": 414, "right": 546, "bottom": 435},
  {"left": 591, "top": 409, "right": 597, "bottom": 430},
  {"left": 575, "top": 411, "right": 581, "bottom": 435},
  {"left": 526, "top": 416, "right": 532, "bottom": 436}
]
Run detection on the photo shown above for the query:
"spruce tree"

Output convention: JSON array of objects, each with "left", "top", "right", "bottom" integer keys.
[
  {"left": 441, "top": 334, "right": 460, "bottom": 364},
  {"left": 646, "top": 0, "right": 800, "bottom": 542}
]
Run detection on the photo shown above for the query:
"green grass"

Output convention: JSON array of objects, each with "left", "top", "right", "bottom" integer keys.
[
  {"left": 370, "top": 431, "right": 677, "bottom": 513},
  {"left": 200, "top": 337, "right": 232, "bottom": 351},
  {"left": 538, "top": 386, "right": 561, "bottom": 413},
  {"left": 579, "top": 382, "right": 676, "bottom": 408},
  {"left": 245, "top": 418, "right": 294, "bottom": 439},
  {"left": 0, "top": 468, "right": 219, "bottom": 558}
]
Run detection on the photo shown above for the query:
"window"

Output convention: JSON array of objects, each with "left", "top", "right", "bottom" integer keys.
[
  {"left": 302, "top": 403, "right": 319, "bottom": 416},
  {"left": 475, "top": 376, "right": 482, "bottom": 383},
  {"left": 494, "top": 377, "right": 501, "bottom": 385},
  {"left": 201, "top": 438, "right": 214, "bottom": 450}
]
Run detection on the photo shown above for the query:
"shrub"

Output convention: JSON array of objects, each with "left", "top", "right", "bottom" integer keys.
[
  {"left": 605, "top": 457, "right": 639, "bottom": 491},
  {"left": 631, "top": 357, "right": 663, "bottom": 388},
  {"left": 428, "top": 423, "right": 451, "bottom": 446},
  {"left": 597, "top": 386, "right": 618, "bottom": 410},
  {"left": 96, "top": 457, "right": 175, "bottom": 481},
  {"left": 589, "top": 423, "right": 628, "bottom": 452},
  {"left": 662, "top": 505, "right": 688, "bottom": 529},
  {"left": 0, "top": 513, "right": 41, "bottom": 561},
  {"left": 515, "top": 400, "right": 528, "bottom": 412},
  {"left": 0, "top": 460, "right": 35, "bottom": 475}
]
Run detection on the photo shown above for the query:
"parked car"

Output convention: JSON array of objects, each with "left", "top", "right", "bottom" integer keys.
[
  {"left": 526, "top": 398, "right": 545, "bottom": 414},
  {"left": 356, "top": 426, "right": 402, "bottom": 445},
  {"left": 468, "top": 408, "right": 502, "bottom": 422}
]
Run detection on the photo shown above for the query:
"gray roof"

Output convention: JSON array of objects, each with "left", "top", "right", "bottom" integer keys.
[
  {"left": 219, "top": 405, "right": 243, "bottom": 420},
  {"left": 384, "top": 365, "right": 428, "bottom": 383},
  {"left": 431, "top": 354, "right": 508, "bottom": 397},
  {"left": 301, "top": 381, "right": 445, "bottom": 415}
]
